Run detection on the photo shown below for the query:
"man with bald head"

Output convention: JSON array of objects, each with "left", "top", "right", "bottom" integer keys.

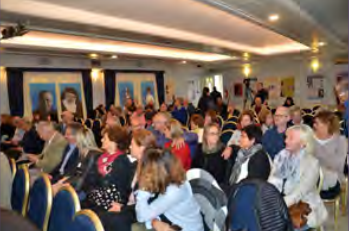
[
  {"left": 262, "top": 106, "right": 290, "bottom": 159},
  {"left": 27, "top": 121, "right": 67, "bottom": 174}
]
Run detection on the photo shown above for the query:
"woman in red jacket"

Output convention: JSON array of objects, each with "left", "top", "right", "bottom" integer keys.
[{"left": 164, "top": 119, "right": 191, "bottom": 170}]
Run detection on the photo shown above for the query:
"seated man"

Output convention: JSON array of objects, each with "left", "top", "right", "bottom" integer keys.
[
  {"left": 27, "top": 121, "right": 67, "bottom": 174},
  {"left": 1, "top": 117, "right": 25, "bottom": 152}
]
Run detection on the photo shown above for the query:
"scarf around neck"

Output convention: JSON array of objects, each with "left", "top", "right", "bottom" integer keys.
[{"left": 229, "top": 143, "right": 263, "bottom": 185}]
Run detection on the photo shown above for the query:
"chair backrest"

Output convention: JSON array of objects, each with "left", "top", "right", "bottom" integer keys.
[
  {"left": 11, "top": 164, "right": 30, "bottom": 217},
  {"left": 222, "top": 121, "right": 237, "bottom": 131},
  {"left": 220, "top": 129, "right": 234, "bottom": 145},
  {"left": 70, "top": 210, "right": 105, "bottom": 231},
  {"left": 27, "top": 173, "right": 53, "bottom": 231},
  {"left": 187, "top": 169, "right": 228, "bottom": 231},
  {"left": 9, "top": 158, "right": 17, "bottom": 179},
  {"left": 48, "top": 185, "right": 81, "bottom": 231}
]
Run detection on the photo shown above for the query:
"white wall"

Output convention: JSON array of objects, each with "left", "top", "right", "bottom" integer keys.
[
  {"left": 221, "top": 55, "right": 348, "bottom": 109},
  {"left": 0, "top": 53, "right": 206, "bottom": 112}
]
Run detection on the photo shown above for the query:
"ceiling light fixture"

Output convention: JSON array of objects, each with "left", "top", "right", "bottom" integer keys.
[
  {"left": 318, "top": 42, "right": 326, "bottom": 47},
  {"left": 111, "top": 55, "right": 118, "bottom": 59},
  {"left": 181, "top": 60, "right": 187, "bottom": 64},
  {"left": 89, "top": 53, "right": 99, "bottom": 59},
  {"left": 268, "top": 14, "right": 280, "bottom": 22}
]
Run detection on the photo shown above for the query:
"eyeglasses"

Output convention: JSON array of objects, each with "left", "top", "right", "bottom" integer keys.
[{"left": 274, "top": 114, "right": 288, "bottom": 118}]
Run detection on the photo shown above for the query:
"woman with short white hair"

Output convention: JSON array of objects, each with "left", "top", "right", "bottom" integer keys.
[{"left": 268, "top": 125, "right": 327, "bottom": 229}]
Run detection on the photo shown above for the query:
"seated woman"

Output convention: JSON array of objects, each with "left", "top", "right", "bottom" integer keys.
[
  {"left": 221, "top": 110, "right": 255, "bottom": 160},
  {"left": 164, "top": 119, "right": 191, "bottom": 170},
  {"left": 192, "top": 123, "right": 226, "bottom": 184},
  {"left": 260, "top": 110, "right": 274, "bottom": 134},
  {"left": 204, "top": 109, "right": 218, "bottom": 126},
  {"left": 190, "top": 114, "right": 204, "bottom": 143},
  {"left": 313, "top": 110, "right": 347, "bottom": 199},
  {"left": 228, "top": 124, "right": 270, "bottom": 185},
  {"left": 89, "top": 129, "right": 157, "bottom": 231},
  {"left": 269, "top": 125, "right": 327, "bottom": 230},
  {"left": 136, "top": 148, "right": 204, "bottom": 231}
]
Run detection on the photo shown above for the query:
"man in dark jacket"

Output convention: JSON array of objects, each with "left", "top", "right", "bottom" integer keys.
[{"left": 210, "top": 86, "right": 222, "bottom": 104}]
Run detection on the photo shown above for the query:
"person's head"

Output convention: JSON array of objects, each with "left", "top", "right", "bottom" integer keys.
[
  {"left": 313, "top": 110, "right": 340, "bottom": 137},
  {"left": 101, "top": 125, "right": 130, "bottom": 154},
  {"left": 164, "top": 119, "right": 184, "bottom": 140},
  {"left": 146, "top": 87, "right": 152, "bottom": 94},
  {"left": 213, "top": 86, "right": 217, "bottom": 92},
  {"left": 137, "top": 148, "right": 185, "bottom": 194},
  {"left": 32, "top": 112, "right": 40, "bottom": 123},
  {"left": 260, "top": 110, "right": 274, "bottom": 127},
  {"left": 64, "top": 122, "right": 83, "bottom": 145},
  {"left": 39, "top": 91, "right": 54, "bottom": 112},
  {"left": 203, "top": 87, "right": 210, "bottom": 96},
  {"left": 125, "top": 98, "right": 134, "bottom": 107},
  {"left": 37, "top": 121, "right": 56, "bottom": 141},
  {"left": 257, "top": 82, "right": 263, "bottom": 91},
  {"left": 130, "top": 129, "right": 157, "bottom": 160},
  {"left": 204, "top": 110, "right": 217, "bottom": 126},
  {"left": 290, "top": 106, "right": 302, "bottom": 125},
  {"left": 174, "top": 97, "right": 183, "bottom": 108},
  {"left": 254, "top": 97, "right": 262, "bottom": 107},
  {"left": 152, "top": 112, "right": 171, "bottom": 132},
  {"left": 238, "top": 110, "right": 255, "bottom": 128},
  {"left": 130, "top": 112, "right": 146, "bottom": 131},
  {"left": 183, "top": 98, "right": 189, "bottom": 107},
  {"left": 159, "top": 103, "right": 168, "bottom": 112},
  {"left": 75, "top": 127, "right": 98, "bottom": 156},
  {"left": 274, "top": 106, "right": 290, "bottom": 128},
  {"left": 240, "top": 124, "right": 263, "bottom": 150},
  {"left": 335, "top": 78, "right": 348, "bottom": 104},
  {"left": 61, "top": 88, "right": 80, "bottom": 114},
  {"left": 106, "top": 112, "right": 119, "bottom": 128},
  {"left": 21, "top": 117, "right": 32, "bottom": 131},
  {"left": 203, "top": 123, "right": 221, "bottom": 147},
  {"left": 190, "top": 114, "right": 204, "bottom": 130},
  {"left": 61, "top": 111, "right": 74, "bottom": 124},
  {"left": 286, "top": 125, "right": 314, "bottom": 155},
  {"left": 283, "top": 97, "right": 294, "bottom": 107}
]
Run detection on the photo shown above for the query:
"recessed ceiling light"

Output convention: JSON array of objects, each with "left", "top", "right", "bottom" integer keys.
[
  {"left": 268, "top": 14, "right": 280, "bottom": 22},
  {"left": 181, "top": 60, "right": 187, "bottom": 64},
  {"left": 89, "top": 53, "right": 99, "bottom": 59},
  {"left": 111, "top": 55, "right": 118, "bottom": 59},
  {"left": 318, "top": 42, "right": 326, "bottom": 47}
]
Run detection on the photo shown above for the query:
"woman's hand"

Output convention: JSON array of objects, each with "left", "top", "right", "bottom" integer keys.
[
  {"left": 108, "top": 202, "right": 123, "bottom": 212},
  {"left": 221, "top": 146, "right": 232, "bottom": 160},
  {"left": 172, "top": 138, "right": 185, "bottom": 149},
  {"left": 152, "top": 220, "right": 177, "bottom": 231}
]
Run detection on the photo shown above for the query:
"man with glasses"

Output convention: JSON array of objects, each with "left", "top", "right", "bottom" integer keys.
[{"left": 262, "top": 106, "right": 290, "bottom": 159}]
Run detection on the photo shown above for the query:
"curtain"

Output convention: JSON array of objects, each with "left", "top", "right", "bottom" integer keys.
[
  {"left": 104, "top": 70, "right": 116, "bottom": 110},
  {"left": 6, "top": 68, "right": 24, "bottom": 116},
  {"left": 155, "top": 71, "right": 165, "bottom": 104},
  {"left": 81, "top": 70, "right": 94, "bottom": 118},
  {"left": 0, "top": 67, "right": 10, "bottom": 114}
]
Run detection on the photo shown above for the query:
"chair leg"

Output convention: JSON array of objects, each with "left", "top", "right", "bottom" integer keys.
[
  {"left": 334, "top": 198, "right": 340, "bottom": 231},
  {"left": 342, "top": 180, "right": 348, "bottom": 215}
]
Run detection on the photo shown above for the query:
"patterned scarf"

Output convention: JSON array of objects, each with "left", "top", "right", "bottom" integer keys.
[{"left": 229, "top": 144, "right": 263, "bottom": 185}]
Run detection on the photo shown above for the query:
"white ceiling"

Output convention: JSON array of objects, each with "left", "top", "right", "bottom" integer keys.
[{"left": 0, "top": 0, "right": 309, "bottom": 56}]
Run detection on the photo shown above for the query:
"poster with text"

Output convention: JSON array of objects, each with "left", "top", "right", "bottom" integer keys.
[
  {"left": 141, "top": 81, "right": 155, "bottom": 106},
  {"left": 280, "top": 77, "right": 295, "bottom": 97},
  {"left": 59, "top": 83, "right": 84, "bottom": 118},
  {"left": 307, "top": 75, "right": 325, "bottom": 100},
  {"left": 118, "top": 81, "right": 134, "bottom": 106},
  {"left": 29, "top": 83, "right": 58, "bottom": 120}
]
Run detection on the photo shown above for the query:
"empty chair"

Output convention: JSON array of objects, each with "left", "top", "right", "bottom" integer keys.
[
  {"left": 70, "top": 210, "right": 105, "bottom": 231},
  {"left": 11, "top": 164, "right": 30, "bottom": 216},
  {"left": 27, "top": 173, "right": 53, "bottom": 231},
  {"left": 220, "top": 129, "right": 234, "bottom": 145},
  {"left": 187, "top": 169, "right": 228, "bottom": 231},
  {"left": 48, "top": 185, "right": 81, "bottom": 231}
]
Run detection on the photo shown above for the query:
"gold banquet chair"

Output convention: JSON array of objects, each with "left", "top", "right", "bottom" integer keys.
[
  {"left": 70, "top": 210, "right": 105, "bottom": 231},
  {"left": 11, "top": 164, "right": 30, "bottom": 216}
]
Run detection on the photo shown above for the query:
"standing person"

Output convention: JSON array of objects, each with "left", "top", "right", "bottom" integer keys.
[
  {"left": 136, "top": 148, "right": 204, "bottom": 231},
  {"left": 210, "top": 86, "right": 222, "bottom": 104},
  {"left": 183, "top": 98, "right": 196, "bottom": 118},
  {"left": 253, "top": 82, "right": 269, "bottom": 105},
  {"left": 313, "top": 111, "right": 347, "bottom": 199},
  {"left": 269, "top": 125, "right": 328, "bottom": 229},
  {"left": 192, "top": 123, "right": 226, "bottom": 184},
  {"left": 164, "top": 120, "right": 191, "bottom": 170},
  {"left": 198, "top": 87, "right": 214, "bottom": 114},
  {"left": 262, "top": 106, "right": 290, "bottom": 160}
]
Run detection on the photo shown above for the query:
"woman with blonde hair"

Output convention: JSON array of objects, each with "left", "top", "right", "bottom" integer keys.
[
  {"left": 164, "top": 119, "right": 191, "bottom": 170},
  {"left": 268, "top": 125, "right": 327, "bottom": 229},
  {"left": 136, "top": 148, "right": 203, "bottom": 231}
]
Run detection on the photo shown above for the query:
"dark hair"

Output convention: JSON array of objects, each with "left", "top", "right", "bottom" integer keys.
[
  {"left": 103, "top": 125, "right": 130, "bottom": 151},
  {"left": 238, "top": 110, "right": 255, "bottom": 125},
  {"left": 241, "top": 124, "right": 263, "bottom": 144},
  {"left": 283, "top": 97, "right": 295, "bottom": 107},
  {"left": 61, "top": 87, "right": 83, "bottom": 117},
  {"left": 202, "top": 87, "right": 210, "bottom": 96}
]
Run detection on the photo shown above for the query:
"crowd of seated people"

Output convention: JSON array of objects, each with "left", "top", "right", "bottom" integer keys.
[{"left": 1, "top": 83, "right": 348, "bottom": 231}]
